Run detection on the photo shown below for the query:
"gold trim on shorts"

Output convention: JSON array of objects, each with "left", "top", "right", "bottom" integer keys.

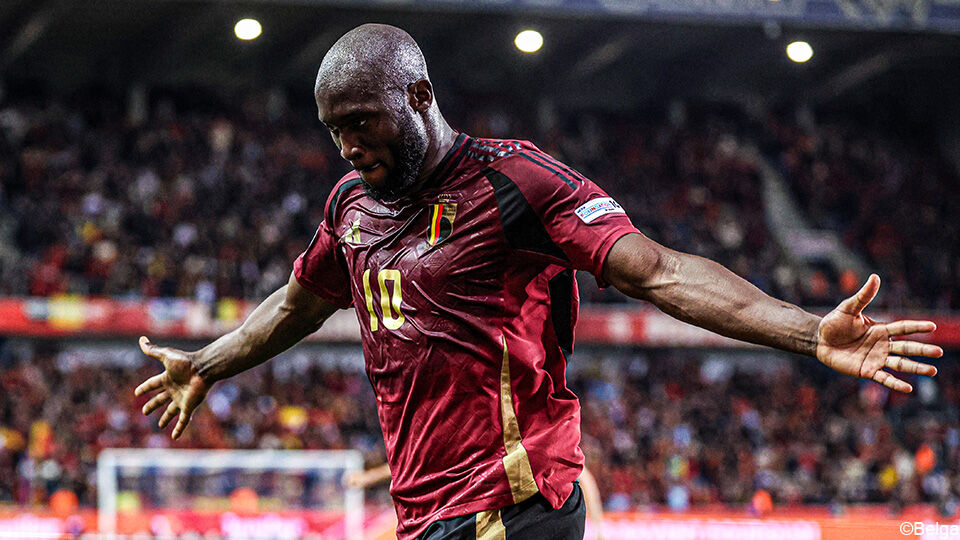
[{"left": 475, "top": 508, "right": 506, "bottom": 540}]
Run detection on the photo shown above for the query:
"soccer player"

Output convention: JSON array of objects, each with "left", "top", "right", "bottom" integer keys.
[{"left": 135, "top": 24, "right": 944, "bottom": 540}]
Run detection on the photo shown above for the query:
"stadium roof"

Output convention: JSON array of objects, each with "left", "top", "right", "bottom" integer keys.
[{"left": 1, "top": 0, "right": 959, "bottom": 123}]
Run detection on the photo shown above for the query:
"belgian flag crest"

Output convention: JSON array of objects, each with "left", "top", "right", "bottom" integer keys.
[{"left": 426, "top": 202, "right": 457, "bottom": 246}]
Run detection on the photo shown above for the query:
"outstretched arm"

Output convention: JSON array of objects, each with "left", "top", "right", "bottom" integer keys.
[
  {"left": 135, "top": 272, "right": 339, "bottom": 438},
  {"left": 603, "top": 233, "right": 942, "bottom": 392}
]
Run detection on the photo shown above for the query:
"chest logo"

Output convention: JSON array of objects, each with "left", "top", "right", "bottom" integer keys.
[
  {"left": 339, "top": 218, "right": 362, "bottom": 245},
  {"left": 427, "top": 203, "right": 457, "bottom": 247}
]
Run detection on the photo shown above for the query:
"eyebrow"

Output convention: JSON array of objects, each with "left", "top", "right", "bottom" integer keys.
[{"left": 320, "top": 105, "right": 377, "bottom": 128}]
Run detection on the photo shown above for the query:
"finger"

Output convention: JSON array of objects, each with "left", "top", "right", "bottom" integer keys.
[
  {"left": 159, "top": 402, "right": 179, "bottom": 429},
  {"left": 884, "top": 356, "right": 938, "bottom": 377},
  {"left": 134, "top": 374, "right": 165, "bottom": 397},
  {"left": 142, "top": 391, "right": 170, "bottom": 416},
  {"left": 140, "top": 336, "right": 183, "bottom": 369},
  {"left": 172, "top": 408, "right": 194, "bottom": 440},
  {"left": 872, "top": 369, "right": 912, "bottom": 393},
  {"left": 139, "top": 336, "right": 163, "bottom": 361},
  {"left": 888, "top": 339, "right": 944, "bottom": 359},
  {"left": 885, "top": 320, "right": 937, "bottom": 337},
  {"left": 837, "top": 274, "right": 880, "bottom": 316}
]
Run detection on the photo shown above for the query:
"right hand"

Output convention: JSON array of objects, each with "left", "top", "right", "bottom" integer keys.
[
  {"left": 343, "top": 470, "right": 368, "bottom": 489},
  {"left": 343, "top": 464, "right": 392, "bottom": 489},
  {"left": 135, "top": 336, "right": 211, "bottom": 439}
]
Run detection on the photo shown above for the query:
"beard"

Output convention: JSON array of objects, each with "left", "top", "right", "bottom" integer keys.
[{"left": 362, "top": 112, "right": 428, "bottom": 202}]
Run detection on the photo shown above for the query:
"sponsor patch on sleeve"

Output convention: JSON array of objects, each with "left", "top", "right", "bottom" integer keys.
[{"left": 574, "top": 197, "right": 625, "bottom": 223}]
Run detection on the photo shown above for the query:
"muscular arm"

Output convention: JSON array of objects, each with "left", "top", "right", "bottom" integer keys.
[
  {"left": 137, "top": 272, "right": 340, "bottom": 438},
  {"left": 195, "top": 272, "right": 340, "bottom": 383},
  {"left": 603, "top": 233, "right": 821, "bottom": 356}
]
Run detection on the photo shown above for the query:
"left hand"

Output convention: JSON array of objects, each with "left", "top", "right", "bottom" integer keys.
[
  {"left": 816, "top": 274, "right": 943, "bottom": 393},
  {"left": 135, "top": 336, "right": 210, "bottom": 439}
]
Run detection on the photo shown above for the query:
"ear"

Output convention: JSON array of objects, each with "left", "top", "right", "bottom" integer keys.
[{"left": 407, "top": 79, "right": 433, "bottom": 114}]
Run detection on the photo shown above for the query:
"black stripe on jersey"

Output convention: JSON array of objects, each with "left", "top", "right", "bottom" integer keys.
[
  {"left": 527, "top": 149, "right": 590, "bottom": 186},
  {"left": 326, "top": 177, "right": 363, "bottom": 227},
  {"left": 433, "top": 133, "right": 469, "bottom": 180},
  {"left": 548, "top": 269, "right": 574, "bottom": 359},
  {"left": 516, "top": 152, "right": 579, "bottom": 190},
  {"left": 483, "top": 168, "right": 568, "bottom": 261}
]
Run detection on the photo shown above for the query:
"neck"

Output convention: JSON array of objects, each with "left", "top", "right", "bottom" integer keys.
[{"left": 416, "top": 116, "right": 458, "bottom": 181}]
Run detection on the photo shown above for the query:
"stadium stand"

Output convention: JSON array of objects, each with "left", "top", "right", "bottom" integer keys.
[
  {"left": 2, "top": 44, "right": 959, "bottom": 540},
  {"left": 2, "top": 1, "right": 960, "bottom": 538},
  {"left": 761, "top": 112, "right": 960, "bottom": 309},
  {"left": 5, "top": 94, "right": 959, "bottom": 309},
  {"left": 0, "top": 96, "right": 815, "bottom": 305},
  {"left": 2, "top": 342, "right": 958, "bottom": 515}
]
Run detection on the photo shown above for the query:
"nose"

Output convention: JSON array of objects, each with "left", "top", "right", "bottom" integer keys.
[{"left": 339, "top": 133, "right": 363, "bottom": 161}]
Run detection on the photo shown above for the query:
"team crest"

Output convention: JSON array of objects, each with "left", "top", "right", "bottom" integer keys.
[{"left": 426, "top": 203, "right": 457, "bottom": 247}]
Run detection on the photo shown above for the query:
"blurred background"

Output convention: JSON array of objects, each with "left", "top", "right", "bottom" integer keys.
[{"left": 1, "top": 0, "right": 960, "bottom": 538}]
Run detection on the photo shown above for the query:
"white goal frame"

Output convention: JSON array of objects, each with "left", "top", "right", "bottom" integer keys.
[{"left": 97, "top": 448, "right": 364, "bottom": 538}]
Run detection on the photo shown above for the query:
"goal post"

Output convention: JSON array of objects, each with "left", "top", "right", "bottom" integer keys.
[{"left": 97, "top": 448, "right": 364, "bottom": 538}]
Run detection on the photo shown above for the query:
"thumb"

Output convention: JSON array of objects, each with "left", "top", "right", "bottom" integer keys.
[
  {"left": 139, "top": 336, "right": 162, "bottom": 361},
  {"left": 836, "top": 274, "right": 880, "bottom": 316}
]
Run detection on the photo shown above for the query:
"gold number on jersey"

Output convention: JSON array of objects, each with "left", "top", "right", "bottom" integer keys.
[
  {"left": 377, "top": 269, "right": 405, "bottom": 330},
  {"left": 362, "top": 268, "right": 405, "bottom": 331},
  {"left": 362, "top": 269, "right": 379, "bottom": 332}
]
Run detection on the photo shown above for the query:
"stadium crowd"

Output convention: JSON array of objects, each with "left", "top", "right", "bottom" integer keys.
[
  {"left": 6, "top": 92, "right": 956, "bottom": 309},
  {"left": 0, "top": 94, "right": 339, "bottom": 301},
  {"left": 0, "top": 343, "right": 386, "bottom": 509},
  {"left": 1, "top": 94, "right": 802, "bottom": 306},
  {"left": 0, "top": 343, "right": 958, "bottom": 515},
  {"left": 574, "top": 349, "right": 960, "bottom": 514},
  {"left": 5, "top": 94, "right": 956, "bottom": 309},
  {"left": 2, "top": 92, "right": 959, "bottom": 516},
  {"left": 762, "top": 112, "right": 960, "bottom": 309}
]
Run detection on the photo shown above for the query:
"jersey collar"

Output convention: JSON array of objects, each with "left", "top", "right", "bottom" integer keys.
[{"left": 429, "top": 132, "right": 470, "bottom": 183}]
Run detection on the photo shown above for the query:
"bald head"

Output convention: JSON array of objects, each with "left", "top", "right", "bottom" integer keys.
[
  {"left": 315, "top": 24, "right": 429, "bottom": 99},
  {"left": 314, "top": 24, "right": 455, "bottom": 202}
]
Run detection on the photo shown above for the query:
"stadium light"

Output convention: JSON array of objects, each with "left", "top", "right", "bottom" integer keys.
[
  {"left": 234, "top": 18, "right": 262, "bottom": 41},
  {"left": 514, "top": 30, "right": 543, "bottom": 53},
  {"left": 786, "top": 41, "right": 813, "bottom": 63}
]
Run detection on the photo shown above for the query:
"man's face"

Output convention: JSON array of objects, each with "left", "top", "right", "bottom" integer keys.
[{"left": 317, "top": 85, "right": 428, "bottom": 201}]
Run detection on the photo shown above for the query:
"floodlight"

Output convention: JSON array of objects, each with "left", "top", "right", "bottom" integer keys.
[
  {"left": 234, "top": 18, "right": 262, "bottom": 41},
  {"left": 515, "top": 30, "right": 543, "bottom": 53},
  {"left": 786, "top": 41, "right": 813, "bottom": 63}
]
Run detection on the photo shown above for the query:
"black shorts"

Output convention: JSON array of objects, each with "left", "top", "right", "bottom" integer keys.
[{"left": 417, "top": 482, "right": 586, "bottom": 540}]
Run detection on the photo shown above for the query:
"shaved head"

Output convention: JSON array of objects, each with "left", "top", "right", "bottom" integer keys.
[
  {"left": 314, "top": 24, "right": 455, "bottom": 202},
  {"left": 315, "top": 24, "right": 429, "bottom": 101}
]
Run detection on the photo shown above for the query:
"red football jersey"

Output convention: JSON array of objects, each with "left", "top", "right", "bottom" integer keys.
[{"left": 294, "top": 134, "right": 639, "bottom": 539}]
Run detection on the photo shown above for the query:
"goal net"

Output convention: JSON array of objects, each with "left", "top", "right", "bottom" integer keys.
[{"left": 97, "top": 448, "right": 364, "bottom": 538}]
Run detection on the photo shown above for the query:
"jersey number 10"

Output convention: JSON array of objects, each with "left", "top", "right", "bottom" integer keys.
[{"left": 362, "top": 269, "right": 405, "bottom": 331}]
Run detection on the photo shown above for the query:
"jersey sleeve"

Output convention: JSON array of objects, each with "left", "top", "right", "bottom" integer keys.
[
  {"left": 493, "top": 147, "right": 639, "bottom": 285},
  {"left": 292, "top": 181, "right": 355, "bottom": 309}
]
